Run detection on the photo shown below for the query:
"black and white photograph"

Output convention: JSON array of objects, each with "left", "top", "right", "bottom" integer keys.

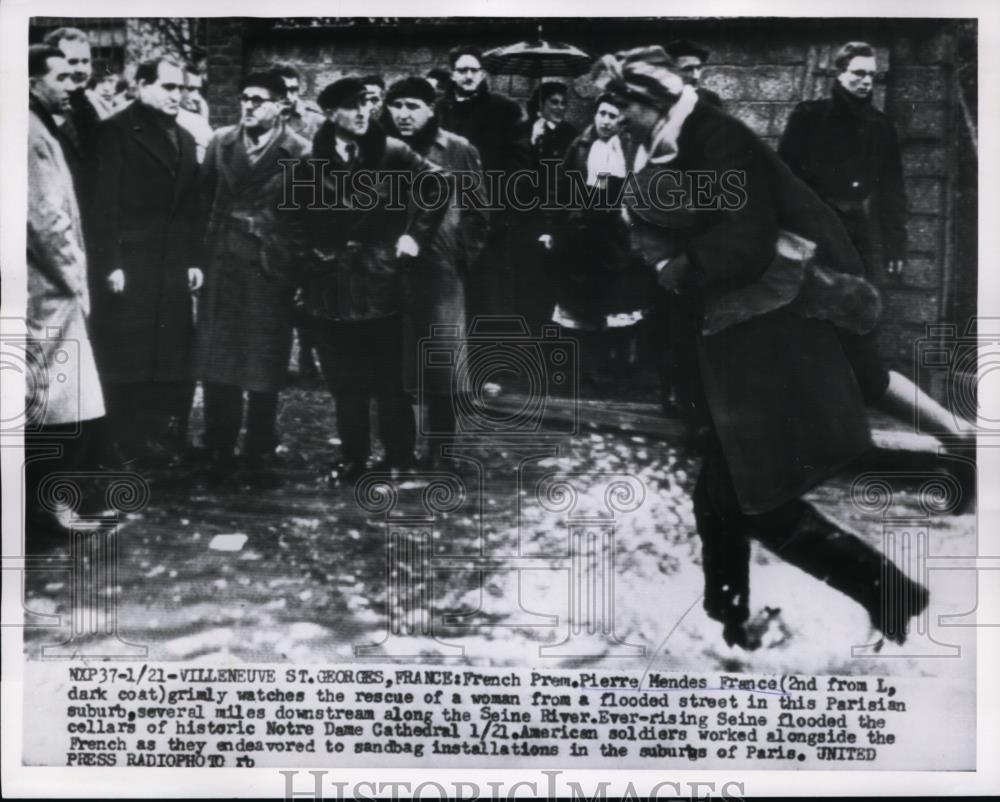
[{"left": 1, "top": 0, "right": 997, "bottom": 797}]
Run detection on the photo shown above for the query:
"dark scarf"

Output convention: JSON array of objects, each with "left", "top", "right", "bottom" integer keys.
[
  {"left": 383, "top": 115, "right": 439, "bottom": 155},
  {"left": 831, "top": 82, "right": 879, "bottom": 121},
  {"left": 445, "top": 80, "right": 491, "bottom": 109},
  {"left": 29, "top": 93, "right": 63, "bottom": 141},
  {"left": 311, "top": 117, "right": 389, "bottom": 167}
]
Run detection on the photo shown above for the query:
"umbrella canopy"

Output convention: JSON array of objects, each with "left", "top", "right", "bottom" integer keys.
[{"left": 481, "top": 38, "right": 593, "bottom": 78}]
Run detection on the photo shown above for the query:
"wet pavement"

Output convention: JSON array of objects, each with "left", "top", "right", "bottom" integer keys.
[{"left": 22, "top": 383, "right": 978, "bottom": 680}]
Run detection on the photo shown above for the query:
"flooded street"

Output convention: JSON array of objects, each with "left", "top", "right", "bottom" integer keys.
[{"left": 23, "top": 384, "right": 977, "bottom": 683}]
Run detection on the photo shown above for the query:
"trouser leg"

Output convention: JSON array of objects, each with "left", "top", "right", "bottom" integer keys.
[
  {"left": 751, "top": 503, "right": 928, "bottom": 643},
  {"left": 333, "top": 392, "right": 371, "bottom": 465},
  {"left": 377, "top": 392, "right": 416, "bottom": 468},
  {"left": 244, "top": 391, "right": 279, "bottom": 459},
  {"left": 202, "top": 382, "right": 243, "bottom": 457},
  {"left": 692, "top": 445, "right": 753, "bottom": 627}
]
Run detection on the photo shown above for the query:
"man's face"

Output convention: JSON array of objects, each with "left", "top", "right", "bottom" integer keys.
[
  {"left": 280, "top": 76, "right": 300, "bottom": 112},
  {"left": 388, "top": 97, "right": 433, "bottom": 138},
  {"left": 240, "top": 85, "right": 282, "bottom": 132},
  {"left": 838, "top": 55, "right": 877, "bottom": 99},
  {"left": 57, "top": 38, "right": 91, "bottom": 89},
  {"left": 328, "top": 96, "right": 372, "bottom": 138},
  {"left": 452, "top": 55, "right": 485, "bottom": 95},
  {"left": 182, "top": 73, "right": 204, "bottom": 107},
  {"left": 675, "top": 54, "right": 703, "bottom": 87},
  {"left": 32, "top": 55, "right": 74, "bottom": 114},
  {"left": 138, "top": 61, "right": 184, "bottom": 116},
  {"left": 364, "top": 84, "right": 384, "bottom": 116},
  {"left": 594, "top": 101, "right": 623, "bottom": 140}
]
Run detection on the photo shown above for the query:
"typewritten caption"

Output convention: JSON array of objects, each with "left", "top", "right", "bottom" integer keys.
[{"left": 23, "top": 664, "right": 973, "bottom": 769}]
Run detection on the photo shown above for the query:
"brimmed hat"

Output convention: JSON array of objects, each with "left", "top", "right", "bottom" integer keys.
[{"left": 317, "top": 77, "right": 368, "bottom": 110}]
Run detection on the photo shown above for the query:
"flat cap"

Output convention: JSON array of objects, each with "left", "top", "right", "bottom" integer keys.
[{"left": 317, "top": 76, "right": 368, "bottom": 110}]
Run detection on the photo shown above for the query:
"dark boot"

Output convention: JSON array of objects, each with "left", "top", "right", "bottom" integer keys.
[{"left": 754, "top": 505, "right": 929, "bottom": 645}]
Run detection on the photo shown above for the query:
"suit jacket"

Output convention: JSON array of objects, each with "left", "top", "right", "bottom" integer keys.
[
  {"left": 27, "top": 105, "right": 104, "bottom": 424},
  {"left": 89, "top": 101, "right": 201, "bottom": 383}
]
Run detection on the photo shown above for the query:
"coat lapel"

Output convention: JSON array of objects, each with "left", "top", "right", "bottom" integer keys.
[
  {"left": 172, "top": 125, "right": 198, "bottom": 211},
  {"left": 128, "top": 104, "right": 179, "bottom": 175},
  {"left": 215, "top": 126, "right": 246, "bottom": 192}
]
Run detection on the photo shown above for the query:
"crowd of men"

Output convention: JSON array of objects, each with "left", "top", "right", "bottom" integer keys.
[{"left": 26, "top": 29, "right": 921, "bottom": 548}]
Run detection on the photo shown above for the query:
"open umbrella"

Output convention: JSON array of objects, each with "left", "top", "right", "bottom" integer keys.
[{"left": 481, "top": 25, "right": 592, "bottom": 79}]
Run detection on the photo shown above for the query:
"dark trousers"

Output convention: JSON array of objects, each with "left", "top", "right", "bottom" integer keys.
[
  {"left": 203, "top": 383, "right": 279, "bottom": 459},
  {"left": 294, "top": 311, "right": 319, "bottom": 376},
  {"left": 692, "top": 438, "right": 921, "bottom": 636},
  {"left": 24, "top": 417, "right": 107, "bottom": 531},
  {"left": 313, "top": 314, "right": 415, "bottom": 467},
  {"left": 103, "top": 380, "right": 193, "bottom": 459}
]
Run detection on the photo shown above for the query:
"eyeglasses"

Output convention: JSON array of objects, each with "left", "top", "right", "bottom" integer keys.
[
  {"left": 453, "top": 67, "right": 482, "bottom": 74},
  {"left": 285, "top": 84, "right": 300, "bottom": 93},
  {"left": 849, "top": 69, "right": 877, "bottom": 79},
  {"left": 239, "top": 94, "right": 272, "bottom": 108}
]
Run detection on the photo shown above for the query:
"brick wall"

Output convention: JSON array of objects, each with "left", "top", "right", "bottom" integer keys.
[{"left": 204, "top": 18, "right": 965, "bottom": 388}]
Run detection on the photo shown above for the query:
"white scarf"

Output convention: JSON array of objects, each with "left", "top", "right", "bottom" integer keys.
[
  {"left": 586, "top": 134, "right": 627, "bottom": 187},
  {"left": 634, "top": 84, "right": 699, "bottom": 172}
]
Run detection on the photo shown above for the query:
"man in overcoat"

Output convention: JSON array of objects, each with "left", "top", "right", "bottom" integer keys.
[
  {"left": 42, "top": 27, "right": 102, "bottom": 196},
  {"left": 275, "top": 63, "right": 325, "bottom": 381},
  {"left": 435, "top": 47, "right": 530, "bottom": 325},
  {"left": 89, "top": 56, "right": 203, "bottom": 465},
  {"left": 596, "top": 46, "right": 928, "bottom": 649},
  {"left": 195, "top": 72, "right": 309, "bottom": 485},
  {"left": 778, "top": 41, "right": 907, "bottom": 282},
  {"left": 296, "top": 77, "right": 450, "bottom": 483},
  {"left": 26, "top": 45, "right": 107, "bottom": 542},
  {"left": 384, "top": 76, "right": 489, "bottom": 467}
]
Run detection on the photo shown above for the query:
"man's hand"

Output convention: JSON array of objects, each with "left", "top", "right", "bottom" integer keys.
[
  {"left": 188, "top": 267, "right": 204, "bottom": 291},
  {"left": 537, "top": 234, "right": 554, "bottom": 251},
  {"left": 107, "top": 269, "right": 125, "bottom": 294},
  {"left": 396, "top": 234, "right": 419, "bottom": 259},
  {"left": 886, "top": 258, "right": 905, "bottom": 280}
]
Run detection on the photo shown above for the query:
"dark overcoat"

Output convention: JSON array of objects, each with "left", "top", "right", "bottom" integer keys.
[
  {"left": 300, "top": 120, "right": 450, "bottom": 323},
  {"left": 195, "top": 124, "right": 310, "bottom": 393},
  {"left": 778, "top": 83, "right": 907, "bottom": 273},
  {"left": 556, "top": 126, "right": 653, "bottom": 329},
  {"left": 628, "top": 101, "right": 874, "bottom": 514},
  {"left": 385, "top": 120, "right": 489, "bottom": 392},
  {"left": 435, "top": 84, "right": 529, "bottom": 174},
  {"left": 88, "top": 101, "right": 201, "bottom": 384}
]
